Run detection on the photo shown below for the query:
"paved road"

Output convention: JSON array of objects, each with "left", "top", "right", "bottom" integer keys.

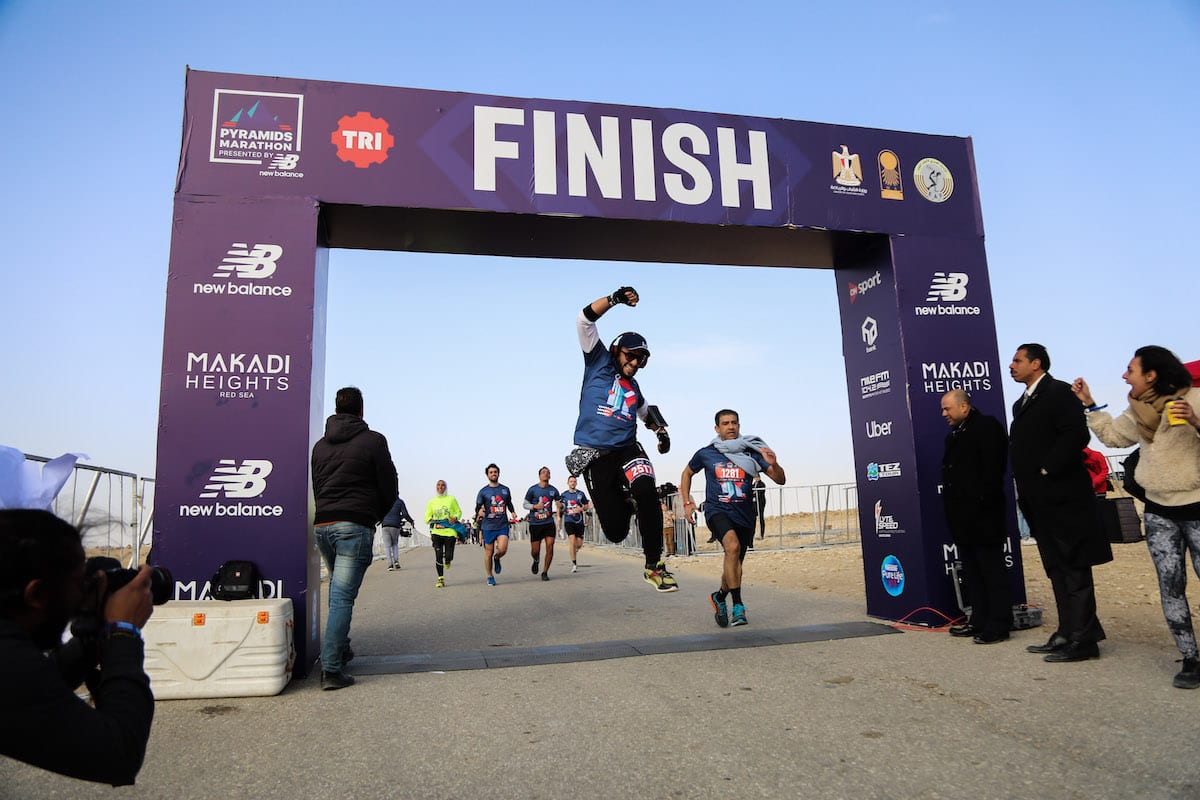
[{"left": 3, "top": 546, "right": 1197, "bottom": 799}]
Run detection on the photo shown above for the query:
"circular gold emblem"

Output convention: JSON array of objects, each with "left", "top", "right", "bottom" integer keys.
[{"left": 913, "top": 157, "right": 954, "bottom": 203}]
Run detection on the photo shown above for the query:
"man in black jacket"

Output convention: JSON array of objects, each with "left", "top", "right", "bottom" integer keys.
[
  {"left": 1009, "top": 344, "right": 1110, "bottom": 662},
  {"left": 0, "top": 509, "right": 155, "bottom": 785},
  {"left": 940, "top": 390, "right": 1011, "bottom": 644},
  {"left": 311, "top": 386, "right": 398, "bottom": 689}
]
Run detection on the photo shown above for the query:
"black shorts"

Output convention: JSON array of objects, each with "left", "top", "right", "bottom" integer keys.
[
  {"left": 707, "top": 513, "right": 754, "bottom": 550},
  {"left": 528, "top": 522, "right": 557, "bottom": 541},
  {"left": 564, "top": 521, "right": 585, "bottom": 537}
]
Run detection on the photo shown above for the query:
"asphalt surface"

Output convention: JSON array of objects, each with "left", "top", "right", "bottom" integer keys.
[{"left": 3, "top": 545, "right": 1198, "bottom": 800}]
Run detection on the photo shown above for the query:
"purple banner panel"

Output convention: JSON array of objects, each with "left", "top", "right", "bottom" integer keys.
[
  {"left": 154, "top": 196, "right": 324, "bottom": 674},
  {"left": 178, "top": 70, "right": 983, "bottom": 239},
  {"left": 891, "top": 235, "right": 1025, "bottom": 608}
]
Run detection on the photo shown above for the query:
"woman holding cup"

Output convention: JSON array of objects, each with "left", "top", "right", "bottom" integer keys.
[{"left": 1072, "top": 345, "right": 1200, "bottom": 688}]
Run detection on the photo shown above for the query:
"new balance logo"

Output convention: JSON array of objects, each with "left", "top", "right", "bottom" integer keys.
[
  {"left": 200, "top": 459, "right": 273, "bottom": 498},
  {"left": 213, "top": 243, "right": 283, "bottom": 279},
  {"left": 268, "top": 154, "right": 300, "bottom": 170},
  {"left": 926, "top": 272, "right": 969, "bottom": 302}
]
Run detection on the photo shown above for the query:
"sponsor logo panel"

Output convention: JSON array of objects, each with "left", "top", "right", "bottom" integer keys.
[
  {"left": 183, "top": 352, "right": 292, "bottom": 399},
  {"left": 180, "top": 459, "right": 284, "bottom": 518},
  {"left": 209, "top": 89, "right": 305, "bottom": 179},
  {"left": 847, "top": 270, "right": 883, "bottom": 304},
  {"left": 331, "top": 111, "right": 395, "bottom": 169},
  {"left": 913, "top": 157, "right": 953, "bottom": 203},
  {"left": 860, "top": 369, "right": 892, "bottom": 400},
  {"left": 866, "top": 461, "right": 902, "bottom": 481},
  {"left": 913, "top": 272, "right": 980, "bottom": 317},
  {"left": 861, "top": 316, "right": 878, "bottom": 353},
  {"left": 192, "top": 242, "right": 294, "bottom": 299},
  {"left": 865, "top": 419, "right": 894, "bottom": 438},
  {"left": 881, "top": 554, "right": 905, "bottom": 596},
  {"left": 920, "top": 360, "right": 992, "bottom": 395},
  {"left": 874, "top": 500, "right": 905, "bottom": 537},
  {"left": 878, "top": 150, "right": 903, "bottom": 200},
  {"left": 831, "top": 145, "right": 867, "bottom": 196}
]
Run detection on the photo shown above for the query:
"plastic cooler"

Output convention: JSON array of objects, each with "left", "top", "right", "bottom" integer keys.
[{"left": 143, "top": 598, "right": 295, "bottom": 699}]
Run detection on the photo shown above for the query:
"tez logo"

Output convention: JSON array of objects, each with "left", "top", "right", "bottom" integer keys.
[
  {"left": 200, "top": 459, "right": 273, "bottom": 498},
  {"left": 213, "top": 243, "right": 283, "bottom": 280},
  {"left": 926, "top": 272, "right": 969, "bottom": 302}
]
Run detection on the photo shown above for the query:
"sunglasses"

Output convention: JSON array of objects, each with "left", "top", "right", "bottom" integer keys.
[{"left": 620, "top": 348, "right": 649, "bottom": 365}]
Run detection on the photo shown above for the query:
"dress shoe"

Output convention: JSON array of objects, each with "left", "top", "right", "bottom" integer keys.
[
  {"left": 1025, "top": 633, "right": 1068, "bottom": 654},
  {"left": 321, "top": 670, "right": 355, "bottom": 690},
  {"left": 973, "top": 631, "right": 1010, "bottom": 645},
  {"left": 948, "top": 623, "right": 978, "bottom": 638},
  {"left": 1043, "top": 641, "right": 1100, "bottom": 662}
]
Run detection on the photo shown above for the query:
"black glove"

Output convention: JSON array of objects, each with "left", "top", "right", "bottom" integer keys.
[
  {"left": 656, "top": 428, "right": 671, "bottom": 454},
  {"left": 609, "top": 286, "right": 636, "bottom": 306}
]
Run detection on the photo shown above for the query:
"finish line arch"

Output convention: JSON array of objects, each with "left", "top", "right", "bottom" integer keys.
[{"left": 156, "top": 69, "right": 1023, "bottom": 674}]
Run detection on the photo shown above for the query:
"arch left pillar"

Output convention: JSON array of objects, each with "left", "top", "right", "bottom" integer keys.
[{"left": 154, "top": 195, "right": 326, "bottom": 676}]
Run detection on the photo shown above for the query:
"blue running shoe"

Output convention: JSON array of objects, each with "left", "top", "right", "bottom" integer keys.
[
  {"left": 710, "top": 592, "right": 729, "bottom": 628},
  {"left": 493, "top": 555, "right": 502, "bottom": 574},
  {"left": 486, "top": 576, "right": 496, "bottom": 586},
  {"left": 730, "top": 603, "right": 748, "bottom": 626}
]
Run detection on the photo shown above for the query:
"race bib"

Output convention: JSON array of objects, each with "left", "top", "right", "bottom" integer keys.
[{"left": 623, "top": 457, "right": 655, "bottom": 483}]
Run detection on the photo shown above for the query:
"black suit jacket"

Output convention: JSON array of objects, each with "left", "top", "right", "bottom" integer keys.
[
  {"left": 942, "top": 408, "right": 1009, "bottom": 544},
  {"left": 1009, "top": 373, "right": 1110, "bottom": 565}
]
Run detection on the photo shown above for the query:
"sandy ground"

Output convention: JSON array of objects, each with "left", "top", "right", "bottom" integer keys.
[{"left": 671, "top": 527, "right": 1177, "bottom": 649}]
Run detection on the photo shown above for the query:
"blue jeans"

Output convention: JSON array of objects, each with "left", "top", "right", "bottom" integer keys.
[{"left": 314, "top": 521, "right": 374, "bottom": 673}]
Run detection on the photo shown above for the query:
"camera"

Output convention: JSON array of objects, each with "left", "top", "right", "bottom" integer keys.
[{"left": 86, "top": 557, "right": 173, "bottom": 605}]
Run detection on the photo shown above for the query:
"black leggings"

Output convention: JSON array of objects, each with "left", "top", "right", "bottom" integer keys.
[
  {"left": 584, "top": 442, "right": 663, "bottom": 566},
  {"left": 433, "top": 535, "right": 457, "bottom": 576}
]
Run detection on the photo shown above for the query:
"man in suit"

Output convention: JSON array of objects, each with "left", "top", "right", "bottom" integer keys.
[
  {"left": 1009, "top": 343, "right": 1110, "bottom": 662},
  {"left": 940, "top": 390, "right": 1012, "bottom": 644}
]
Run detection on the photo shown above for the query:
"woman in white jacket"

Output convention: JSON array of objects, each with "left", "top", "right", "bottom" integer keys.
[{"left": 1073, "top": 346, "right": 1200, "bottom": 689}]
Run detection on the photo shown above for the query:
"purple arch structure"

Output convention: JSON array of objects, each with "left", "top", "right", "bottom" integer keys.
[{"left": 157, "top": 69, "right": 1024, "bottom": 674}]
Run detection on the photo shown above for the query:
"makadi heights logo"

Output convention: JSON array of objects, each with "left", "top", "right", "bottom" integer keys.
[{"left": 210, "top": 89, "right": 304, "bottom": 177}]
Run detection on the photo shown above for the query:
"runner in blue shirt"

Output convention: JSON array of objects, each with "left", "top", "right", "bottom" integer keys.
[
  {"left": 560, "top": 475, "right": 591, "bottom": 573},
  {"left": 474, "top": 463, "right": 516, "bottom": 586},
  {"left": 565, "top": 286, "right": 677, "bottom": 592},
  {"left": 524, "top": 467, "right": 562, "bottom": 581},
  {"left": 680, "top": 409, "right": 786, "bottom": 627}
]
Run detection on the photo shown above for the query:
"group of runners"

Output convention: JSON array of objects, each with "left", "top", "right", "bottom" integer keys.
[{"left": 411, "top": 287, "right": 786, "bottom": 628}]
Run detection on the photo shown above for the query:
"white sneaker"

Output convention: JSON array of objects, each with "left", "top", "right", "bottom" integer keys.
[{"left": 571, "top": 563, "right": 578, "bottom": 573}]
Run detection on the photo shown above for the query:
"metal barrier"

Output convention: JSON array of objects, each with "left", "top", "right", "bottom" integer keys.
[{"left": 22, "top": 454, "right": 155, "bottom": 567}]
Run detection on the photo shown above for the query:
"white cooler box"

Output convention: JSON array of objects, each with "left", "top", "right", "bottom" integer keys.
[{"left": 143, "top": 598, "right": 295, "bottom": 699}]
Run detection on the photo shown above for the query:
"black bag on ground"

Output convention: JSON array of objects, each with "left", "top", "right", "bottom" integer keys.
[
  {"left": 210, "top": 560, "right": 261, "bottom": 600},
  {"left": 1121, "top": 448, "right": 1147, "bottom": 502}
]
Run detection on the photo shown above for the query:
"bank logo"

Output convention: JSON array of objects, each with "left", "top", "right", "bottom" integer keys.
[
  {"left": 332, "top": 111, "right": 395, "bottom": 169},
  {"left": 214, "top": 243, "right": 282, "bottom": 279},
  {"left": 866, "top": 461, "right": 902, "bottom": 481},
  {"left": 848, "top": 270, "right": 883, "bottom": 304},
  {"left": 881, "top": 554, "right": 905, "bottom": 597},
  {"left": 861, "top": 316, "right": 878, "bottom": 352},
  {"left": 921, "top": 360, "right": 992, "bottom": 395},
  {"left": 831, "top": 145, "right": 867, "bottom": 197},
  {"left": 865, "top": 419, "right": 893, "bottom": 438},
  {"left": 200, "top": 459, "right": 273, "bottom": 498},
  {"left": 210, "top": 89, "right": 304, "bottom": 174},
  {"left": 878, "top": 150, "right": 903, "bottom": 200},
  {"left": 914, "top": 157, "right": 954, "bottom": 203},
  {"left": 874, "top": 500, "right": 902, "bottom": 536},
  {"left": 860, "top": 369, "right": 892, "bottom": 400}
]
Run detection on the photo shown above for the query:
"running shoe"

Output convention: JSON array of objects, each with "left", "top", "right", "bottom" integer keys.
[
  {"left": 486, "top": 576, "right": 496, "bottom": 586},
  {"left": 444, "top": 560, "right": 451, "bottom": 571},
  {"left": 730, "top": 603, "right": 748, "bottom": 626},
  {"left": 435, "top": 576, "right": 445, "bottom": 588},
  {"left": 386, "top": 563, "right": 395, "bottom": 572},
  {"left": 532, "top": 558, "right": 539, "bottom": 575},
  {"left": 571, "top": 563, "right": 578, "bottom": 573},
  {"left": 643, "top": 562, "right": 679, "bottom": 592},
  {"left": 493, "top": 555, "right": 502, "bottom": 574},
  {"left": 710, "top": 592, "right": 729, "bottom": 628},
  {"left": 541, "top": 572, "right": 549, "bottom": 581}
]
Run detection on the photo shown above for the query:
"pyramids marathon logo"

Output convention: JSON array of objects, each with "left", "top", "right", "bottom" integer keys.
[{"left": 210, "top": 89, "right": 304, "bottom": 176}]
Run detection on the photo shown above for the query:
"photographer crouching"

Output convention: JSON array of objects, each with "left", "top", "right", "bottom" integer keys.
[{"left": 0, "top": 509, "right": 155, "bottom": 786}]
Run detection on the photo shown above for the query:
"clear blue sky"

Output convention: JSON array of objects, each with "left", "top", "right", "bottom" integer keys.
[{"left": 1, "top": 1, "right": 1197, "bottom": 511}]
